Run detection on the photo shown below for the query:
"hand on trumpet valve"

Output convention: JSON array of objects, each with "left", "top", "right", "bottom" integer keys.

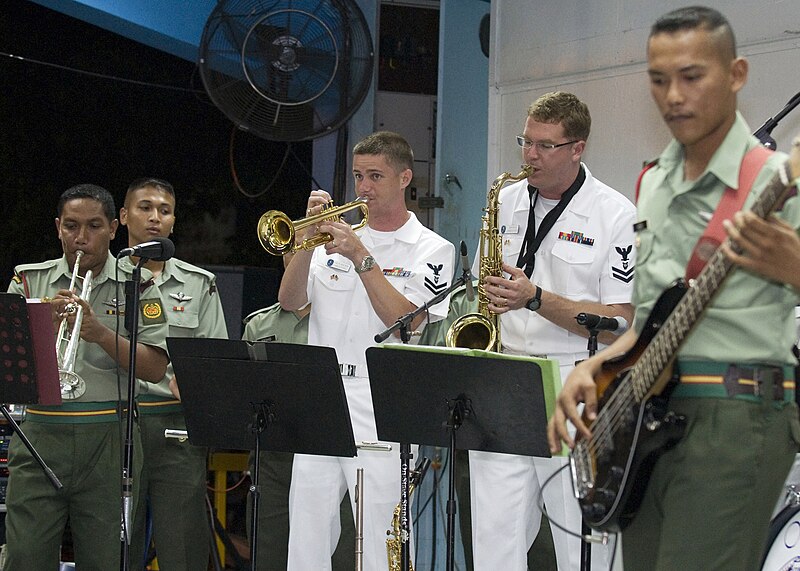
[{"left": 307, "top": 189, "right": 333, "bottom": 215}]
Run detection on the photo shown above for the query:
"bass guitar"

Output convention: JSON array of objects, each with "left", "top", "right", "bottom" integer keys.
[{"left": 570, "top": 138, "right": 800, "bottom": 533}]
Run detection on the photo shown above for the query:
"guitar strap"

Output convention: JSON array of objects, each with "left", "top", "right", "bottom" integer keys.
[{"left": 684, "top": 145, "right": 772, "bottom": 281}]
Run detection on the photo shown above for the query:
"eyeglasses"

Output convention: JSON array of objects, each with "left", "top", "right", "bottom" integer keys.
[{"left": 515, "top": 135, "right": 579, "bottom": 151}]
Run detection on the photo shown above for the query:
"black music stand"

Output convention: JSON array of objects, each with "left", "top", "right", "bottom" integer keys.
[
  {"left": 0, "top": 293, "right": 62, "bottom": 490},
  {"left": 167, "top": 338, "right": 357, "bottom": 571},
  {"left": 367, "top": 345, "right": 557, "bottom": 571}
]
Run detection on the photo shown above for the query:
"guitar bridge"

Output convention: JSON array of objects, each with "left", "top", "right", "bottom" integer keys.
[{"left": 570, "top": 442, "right": 595, "bottom": 499}]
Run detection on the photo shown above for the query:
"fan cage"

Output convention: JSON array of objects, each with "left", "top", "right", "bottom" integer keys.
[{"left": 199, "top": 0, "right": 374, "bottom": 142}]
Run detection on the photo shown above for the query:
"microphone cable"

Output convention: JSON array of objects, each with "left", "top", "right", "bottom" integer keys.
[{"left": 537, "top": 462, "right": 619, "bottom": 571}]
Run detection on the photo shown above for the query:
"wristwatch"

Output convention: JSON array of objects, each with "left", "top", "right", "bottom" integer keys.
[
  {"left": 525, "top": 286, "right": 542, "bottom": 312},
  {"left": 354, "top": 255, "right": 376, "bottom": 274}
]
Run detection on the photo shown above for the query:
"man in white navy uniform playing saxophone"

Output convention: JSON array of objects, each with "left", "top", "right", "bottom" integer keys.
[
  {"left": 469, "top": 91, "right": 637, "bottom": 570},
  {"left": 278, "top": 131, "right": 455, "bottom": 571}
]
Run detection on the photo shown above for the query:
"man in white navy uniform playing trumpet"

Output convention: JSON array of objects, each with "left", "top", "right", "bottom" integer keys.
[
  {"left": 470, "top": 91, "right": 637, "bottom": 570},
  {"left": 278, "top": 131, "right": 455, "bottom": 571}
]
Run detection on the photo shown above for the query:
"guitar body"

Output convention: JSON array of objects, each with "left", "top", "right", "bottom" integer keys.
[{"left": 572, "top": 281, "right": 689, "bottom": 532}]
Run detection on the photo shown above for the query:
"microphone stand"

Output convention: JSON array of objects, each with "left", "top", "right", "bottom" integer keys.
[
  {"left": 576, "top": 320, "right": 600, "bottom": 571},
  {"left": 375, "top": 266, "right": 472, "bottom": 345},
  {"left": 753, "top": 90, "right": 800, "bottom": 150},
  {"left": 374, "top": 264, "right": 472, "bottom": 571},
  {"left": 119, "top": 256, "right": 148, "bottom": 571}
]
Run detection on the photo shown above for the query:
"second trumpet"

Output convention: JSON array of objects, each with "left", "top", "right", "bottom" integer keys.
[{"left": 258, "top": 197, "right": 369, "bottom": 256}]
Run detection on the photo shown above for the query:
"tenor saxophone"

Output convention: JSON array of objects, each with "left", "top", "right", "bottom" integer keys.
[{"left": 446, "top": 165, "right": 533, "bottom": 352}]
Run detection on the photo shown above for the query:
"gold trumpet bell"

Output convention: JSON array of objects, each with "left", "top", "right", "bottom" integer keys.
[
  {"left": 445, "top": 313, "right": 498, "bottom": 351},
  {"left": 258, "top": 210, "right": 295, "bottom": 256}
]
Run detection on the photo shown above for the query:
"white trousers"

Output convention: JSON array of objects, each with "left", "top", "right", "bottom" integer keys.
[
  {"left": 287, "top": 375, "right": 407, "bottom": 571},
  {"left": 470, "top": 360, "right": 611, "bottom": 571}
]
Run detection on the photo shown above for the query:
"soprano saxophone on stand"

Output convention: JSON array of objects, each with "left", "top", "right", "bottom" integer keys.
[
  {"left": 386, "top": 458, "right": 431, "bottom": 571},
  {"left": 445, "top": 165, "right": 533, "bottom": 352}
]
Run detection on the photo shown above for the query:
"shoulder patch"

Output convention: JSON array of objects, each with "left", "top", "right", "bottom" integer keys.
[
  {"left": 424, "top": 262, "right": 448, "bottom": 295},
  {"left": 610, "top": 244, "right": 635, "bottom": 283}
]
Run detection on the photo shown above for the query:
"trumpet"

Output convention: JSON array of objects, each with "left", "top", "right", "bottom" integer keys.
[
  {"left": 56, "top": 250, "right": 93, "bottom": 400},
  {"left": 257, "top": 197, "right": 369, "bottom": 256}
]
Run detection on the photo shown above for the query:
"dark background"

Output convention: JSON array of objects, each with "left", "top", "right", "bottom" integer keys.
[{"left": 0, "top": 0, "right": 313, "bottom": 284}]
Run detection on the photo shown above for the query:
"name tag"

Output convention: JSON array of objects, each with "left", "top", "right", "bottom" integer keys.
[
  {"left": 501, "top": 224, "right": 520, "bottom": 235},
  {"left": 326, "top": 257, "right": 352, "bottom": 272}
]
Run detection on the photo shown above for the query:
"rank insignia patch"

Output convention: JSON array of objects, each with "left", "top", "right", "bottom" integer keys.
[
  {"left": 611, "top": 245, "right": 634, "bottom": 283},
  {"left": 424, "top": 263, "right": 448, "bottom": 295},
  {"left": 140, "top": 299, "right": 166, "bottom": 324}
]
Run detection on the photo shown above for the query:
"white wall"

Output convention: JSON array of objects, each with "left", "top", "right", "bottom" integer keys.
[{"left": 488, "top": 0, "right": 800, "bottom": 201}]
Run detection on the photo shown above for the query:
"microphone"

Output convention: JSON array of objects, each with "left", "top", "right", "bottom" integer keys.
[
  {"left": 460, "top": 240, "right": 475, "bottom": 302},
  {"left": 117, "top": 237, "right": 175, "bottom": 261},
  {"left": 575, "top": 312, "right": 628, "bottom": 333}
]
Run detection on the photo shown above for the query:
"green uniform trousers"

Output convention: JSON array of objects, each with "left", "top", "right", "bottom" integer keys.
[
  {"left": 4, "top": 420, "right": 142, "bottom": 571},
  {"left": 130, "top": 412, "right": 209, "bottom": 571},
  {"left": 623, "top": 397, "right": 800, "bottom": 570}
]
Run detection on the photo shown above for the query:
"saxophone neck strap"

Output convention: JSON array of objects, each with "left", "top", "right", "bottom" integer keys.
[{"left": 516, "top": 164, "right": 586, "bottom": 278}]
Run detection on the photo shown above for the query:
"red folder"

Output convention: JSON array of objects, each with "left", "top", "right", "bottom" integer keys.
[{"left": 0, "top": 294, "right": 61, "bottom": 405}]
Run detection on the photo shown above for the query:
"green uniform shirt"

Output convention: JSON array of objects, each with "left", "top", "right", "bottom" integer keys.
[
  {"left": 243, "top": 302, "right": 309, "bottom": 344},
  {"left": 634, "top": 112, "right": 800, "bottom": 366},
  {"left": 119, "top": 257, "right": 228, "bottom": 401},
  {"left": 9, "top": 252, "right": 169, "bottom": 403}
]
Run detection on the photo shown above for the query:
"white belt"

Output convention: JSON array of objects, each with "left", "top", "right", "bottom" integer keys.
[
  {"left": 542, "top": 352, "right": 589, "bottom": 367},
  {"left": 505, "top": 350, "right": 588, "bottom": 367},
  {"left": 339, "top": 363, "right": 366, "bottom": 377}
]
